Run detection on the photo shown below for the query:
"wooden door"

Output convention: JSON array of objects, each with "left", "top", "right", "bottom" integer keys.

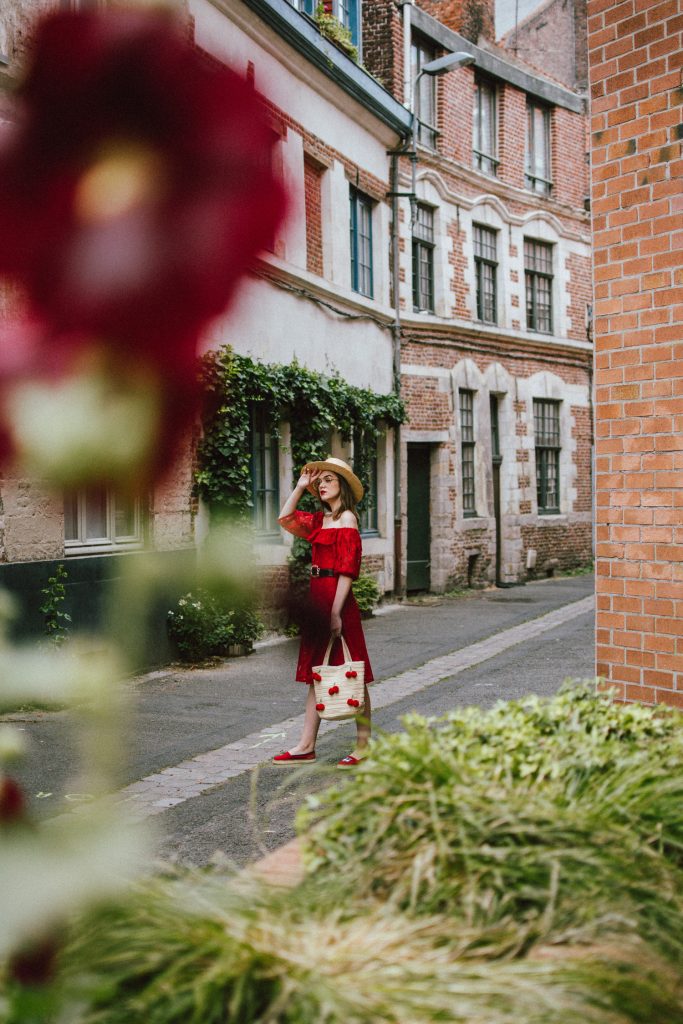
[{"left": 407, "top": 444, "right": 431, "bottom": 591}]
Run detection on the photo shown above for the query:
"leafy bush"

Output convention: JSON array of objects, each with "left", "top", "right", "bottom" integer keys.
[
  {"left": 299, "top": 683, "right": 683, "bottom": 961},
  {"left": 167, "top": 591, "right": 263, "bottom": 662},
  {"left": 352, "top": 573, "right": 381, "bottom": 613}
]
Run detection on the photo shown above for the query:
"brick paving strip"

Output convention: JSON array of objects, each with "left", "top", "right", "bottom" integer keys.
[{"left": 117, "top": 594, "right": 594, "bottom": 818}]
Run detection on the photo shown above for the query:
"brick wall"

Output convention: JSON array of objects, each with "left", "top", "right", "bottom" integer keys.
[
  {"left": 588, "top": 0, "right": 683, "bottom": 707},
  {"left": 361, "top": 0, "right": 404, "bottom": 98},
  {"left": 566, "top": 252, "right": 593, "bottom": 342},
  {"left": 497, "top": 83, "right": 527, "bottom": 190},
  {"left": 413, "top": 0, "right": 494, "bottom": 41},
  {"left": 503, "top": 0, "right": 588, "bottom": 92},
  {"left": 553, "top": 105, "right": 590, "bottom": 209},
  {"left": 303, "top": 155, "right": 324, "bottom": 276}
]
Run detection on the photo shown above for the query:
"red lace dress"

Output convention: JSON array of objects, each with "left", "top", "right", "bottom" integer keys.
[{"left": 279, "top": 510, "right": 374, "bottom": 685}]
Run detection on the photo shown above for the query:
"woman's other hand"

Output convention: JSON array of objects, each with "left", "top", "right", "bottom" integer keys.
[
  {"left": 298, "top": 467, "right": 321, "bottom": 490},
  {"left": 330, "top": 610, "right": 342, "bottom": 638}
]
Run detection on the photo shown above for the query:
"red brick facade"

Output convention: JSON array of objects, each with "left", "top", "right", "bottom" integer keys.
[
  {"left": 589, "top": 0, "right": 683, "bottom": 707},
  {"left": 303, "top": 155, "right": 324, "bottom": 276}
]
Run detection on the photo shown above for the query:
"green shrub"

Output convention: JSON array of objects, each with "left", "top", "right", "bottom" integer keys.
[
  {"left": 167, "top": 591, "right": 263, "bottom": 662},
  {"left": 351, "top": 573, "right": 381, "bottom": 613},
  {"left": 299, "top": 683, "right": 683, "bottom": 960}
]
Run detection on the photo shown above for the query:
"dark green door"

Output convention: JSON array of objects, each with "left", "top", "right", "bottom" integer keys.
[{"left": 407, "top": 444, "right": 431, "bottom": 592}]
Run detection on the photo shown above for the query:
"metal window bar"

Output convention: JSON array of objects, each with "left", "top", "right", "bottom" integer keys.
[
  {"left": 459, "top": 389, "right": 476, "bottom": 516},
  {"left": 533, "top": 400, "right": 560, "bottom": 512},
  {"left": 474, "top": 225, "right": 498, "bottom": 324}
]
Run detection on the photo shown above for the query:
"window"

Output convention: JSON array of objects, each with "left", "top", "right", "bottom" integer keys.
[
  {"left": 64, "top": 489, "right": 144, "bottom": 552},
  {"left": 251, "top": 405, "right": 280, "bottom": 537},
  {"left": 525, "top": 238, "right": 553, "bottom": 333},
  {"left": 534, "top": 400, "right": 561, "bottom": 513},
  {"left": 473, "top": 78, "right": 498, "bottom": 175},
  {"left": 411, "top": 36, "right": 437, "bottom": 149},
  {"left": 412, "top": 204, "right": 435, "bottom": 312},
  {"left": 526, "top": 101, "right": 552, "bottom": 194},
  {"left": 353, "top": 430, "right": 379, "bottom": 535},
  {"left": 349, "top": 187, "right": 373, "bottom": 298},
  {"left": 459, "top": 389, "right": 476, "bottom": 517},
  {"left": 337, "top": 0, "right": 360, "bottom": 48},
  {"left": 473, "top": 224, "right": 497, "bottom": 324}
]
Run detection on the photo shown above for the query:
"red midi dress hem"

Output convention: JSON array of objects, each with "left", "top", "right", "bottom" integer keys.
[{"left": 279, "top": 510, "right": 374, "bottom": 685}]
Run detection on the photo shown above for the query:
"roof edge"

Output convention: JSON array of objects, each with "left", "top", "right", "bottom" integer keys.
[{"left": 237, "top": 0, "right": 413, "bottom": 136}]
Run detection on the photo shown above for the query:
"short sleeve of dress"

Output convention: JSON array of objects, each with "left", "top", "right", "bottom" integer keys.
[
  {"left": 334, "top": 528, "right": 362, "bottom": 580},
  {"left": 278, "top": 510, "right": 318, "bottom": 539}
]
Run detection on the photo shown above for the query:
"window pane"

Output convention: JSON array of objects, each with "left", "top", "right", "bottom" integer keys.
[
  {"left": 84, "top": 487, "right": 108, "bottom": 539},
  {"left": 64, "top": 493, "right": 78, "bottom": 541},
  {"left": 412, "top": 38, "right": 437, "bottom": 148},
  {"left": 114, "top": 493, "right": 137, "bottom": 538},
  {"left": 474, "top": 225, "right": 497, "bottom": 324},
  {"left": 460, "top": 391, "right": 476, "bottom": 515},
  {"left": 251, "top": 406, "right": 280, "bottom": 535}
]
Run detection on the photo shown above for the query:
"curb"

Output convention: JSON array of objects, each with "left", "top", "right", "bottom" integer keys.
[{"left": 248, "top": 837, "right": 304, "bottom": 888}]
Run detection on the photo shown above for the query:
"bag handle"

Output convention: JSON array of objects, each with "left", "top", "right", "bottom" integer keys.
[{"left": 321, "top": 633, "right": 352, "bottom": 665}]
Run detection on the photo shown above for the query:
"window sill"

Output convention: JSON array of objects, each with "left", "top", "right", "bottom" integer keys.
[{"left": 64, "top": 541, "right": 144, "bottom": 557}]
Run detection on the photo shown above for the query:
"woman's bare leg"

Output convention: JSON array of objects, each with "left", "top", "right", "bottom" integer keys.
[
  {"left": 353, "top": 685, "right": 371, "bottom": 754},
  {"left": 287, "top": 685, "right": 321, "bottom": 754}
]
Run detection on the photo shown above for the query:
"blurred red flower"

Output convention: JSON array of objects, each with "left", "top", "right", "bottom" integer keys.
[
  {"left": 0, "top": 6, "right": 285, "bottom": 352},
  {"left": 0, "top": 6, "right": 286, "bottom": 483}
]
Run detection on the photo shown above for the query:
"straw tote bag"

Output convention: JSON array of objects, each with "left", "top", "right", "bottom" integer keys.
[{"left": 312, "top": 635, "right": 365, "bottom": 721}]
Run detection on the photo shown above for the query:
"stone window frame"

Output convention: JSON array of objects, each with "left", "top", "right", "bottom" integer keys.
[
  {"left": 524, "top": 236, "right": 554, "bottom": 334},
  {"left": 533, "top": 398, "right": 561, "bottom": 514},
  {"left": 473, "top": 222, "right": 498, "bottom": 325}
]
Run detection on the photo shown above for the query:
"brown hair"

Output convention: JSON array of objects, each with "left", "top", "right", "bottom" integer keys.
[{"left": 318, "top": 472, "right": 359, "bottom": 522}]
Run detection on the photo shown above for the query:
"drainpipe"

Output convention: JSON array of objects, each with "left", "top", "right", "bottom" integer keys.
[
  {"left": 390, "top": 149, "right": 405, "bottom": 597},
  {"left": 403, "top": 0, "right": 412, "bottom": 106}
]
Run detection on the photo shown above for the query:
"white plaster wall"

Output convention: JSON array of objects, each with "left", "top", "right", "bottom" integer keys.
[
  {"left": 207, "top": 271, "right": 394, "bottom": 393},
  {"left": 191, "top": 0, "right": 394, "bottom": 179}
]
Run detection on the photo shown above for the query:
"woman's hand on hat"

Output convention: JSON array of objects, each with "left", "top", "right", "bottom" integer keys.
[{"left": 298, "top": 467, "right": 321, "bottom": 489}]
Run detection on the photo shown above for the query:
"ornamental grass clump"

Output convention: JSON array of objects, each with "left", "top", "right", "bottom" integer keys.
[
  {"left": 59, "top": 871, "right": 683, "bottom": 1024},
  {"left": 299, "top": 683, "right": 683, "bottom": 961}
]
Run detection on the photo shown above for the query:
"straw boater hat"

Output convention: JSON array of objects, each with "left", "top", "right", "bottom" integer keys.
[{"left": 302, "top": 457, "right": 364, "bottom": 503}]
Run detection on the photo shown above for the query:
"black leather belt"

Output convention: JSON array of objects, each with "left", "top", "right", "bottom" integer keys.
[{"left": 310, "top": 566, "right": 337, "bottom": 578}]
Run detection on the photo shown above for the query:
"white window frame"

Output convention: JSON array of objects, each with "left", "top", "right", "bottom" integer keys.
[{"left": 64, "top": 490, "right": 144, "bottom": 556}]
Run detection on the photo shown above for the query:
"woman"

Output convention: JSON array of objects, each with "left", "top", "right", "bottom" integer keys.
[{"left": 273, "top": 457, "right": 374, "bottom": 769}]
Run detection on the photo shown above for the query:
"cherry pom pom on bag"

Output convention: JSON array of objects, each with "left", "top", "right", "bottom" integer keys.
[{"left": 312, "top": 635, "right": 365, "bottom": 721}]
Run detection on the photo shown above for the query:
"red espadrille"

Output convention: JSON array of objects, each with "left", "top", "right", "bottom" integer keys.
[
  {"left": 337, "top": 753, "right": 366, "bottom": 770},
  {"left": 272, "top": 750, "right": 316, "bottom": 766}
]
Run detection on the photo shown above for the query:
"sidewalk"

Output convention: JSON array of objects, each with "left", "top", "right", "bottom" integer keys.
[{"left": 10, "top": 575, "right": 595, "bottom": 847}]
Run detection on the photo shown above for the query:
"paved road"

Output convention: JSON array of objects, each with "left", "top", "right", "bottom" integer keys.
[{"left": 8, "top": 575, "right": 595, "bottom": 866}]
